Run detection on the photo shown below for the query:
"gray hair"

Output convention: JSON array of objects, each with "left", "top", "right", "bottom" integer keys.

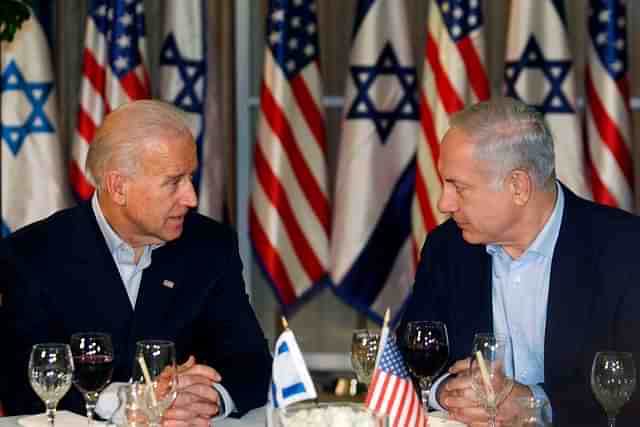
[
  {"left": 449, "top": 96, "right": 556, "bottom": 191},
  {"left": 86, "top": 100, "right": 193, "bottom": 189}
]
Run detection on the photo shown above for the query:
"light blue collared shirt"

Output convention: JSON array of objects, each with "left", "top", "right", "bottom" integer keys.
[
  {"left": 487, "top": 182, "right": 564, "bottom": 419},
  {"left": 431, "top": 183, "right": 564, "bottom": 419},
  {"left": 91, "top": 193, "right": 163, "bottom": 308}
]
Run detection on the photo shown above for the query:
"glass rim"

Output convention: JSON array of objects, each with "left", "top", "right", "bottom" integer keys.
[
  {"left": 473, "top": 332, "right": 508, "bottom": 341},
  {"left": 31, "top": 342, "right": 70, "bottom": 349},
  {"left": 70, "top": 332, "right": 112, "bottom": 339},
  {"left": 135, "top": 339, "right": 175, "bottom": 348},
  {"left": 594, "top": 350, "right": 634, "bottom": 358},
  {"left": 406, "top": 320, "right": 446, "bottom": 327},
  {"left": 353, "top": 328, "right": 381, "bottom": 335}
]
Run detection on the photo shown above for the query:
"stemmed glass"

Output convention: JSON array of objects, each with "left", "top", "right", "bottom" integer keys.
[
  {"left": 350, "top": 329, "right": 380, "bottom": 386},
  {"left": 70, "top": 332, "right": 114, "bottom": 426},
  {"left": 401, "top": 321, "right": 449, "bottom": 410},
  {"left": 469, "top": 333, "right": 514, "bottom": 427},
  {"left": 131, "top": 340, "right": 178, "bottom": 427},
  {"left": 591, "top": 351, "right": 637, "bottom": 427},
  {"left": 29, "top": 343, "right": 74, "bottom": 427}
]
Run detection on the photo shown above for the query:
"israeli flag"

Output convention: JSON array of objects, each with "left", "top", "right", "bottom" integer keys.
[{"left": 270, "top": 329, "right": 317, "bottom": 409}]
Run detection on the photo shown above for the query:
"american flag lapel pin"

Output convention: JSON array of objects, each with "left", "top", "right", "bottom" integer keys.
[{"left": 162, "top": 280, "right": 175, "bottom": 289}]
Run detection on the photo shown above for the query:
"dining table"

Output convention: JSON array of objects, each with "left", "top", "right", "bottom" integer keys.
[{"left": 0, "top": 405, "right": 266, "bottom": 427}]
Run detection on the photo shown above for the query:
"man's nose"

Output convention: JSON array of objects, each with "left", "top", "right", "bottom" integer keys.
[
  {"left": 182, "top": 180, "right": 198, "bottom": 208},
  {"left": 437, "top": 186, "right": 457, "bottom": 215}
]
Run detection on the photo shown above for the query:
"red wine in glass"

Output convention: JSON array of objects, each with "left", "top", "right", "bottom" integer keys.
[
  {"left": 403, "top": 344, "right": 449, "bottom": 379},
  {"left": 70, "top": 332, "right": 114, "bottom": 426},
  {"left": 401, "top": 321, "right": 449, "bottom": 410},
  {"left": 73, "top": 354, "right": 114, "bottom": 394}
]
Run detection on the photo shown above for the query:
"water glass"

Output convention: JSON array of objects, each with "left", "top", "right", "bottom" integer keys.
[
  {"left": 469, "top": 333, "right": 514, "bottom": 427},
  {"left": 131, "top": 340, "right": 178, "bottom": 427},
  {"left": 350, "top": 329, "right": 380, "bottom": 385},
  {"left": 591, "top": 351, "right": 637, "bottom": 427},
  {"left": 29, "top": 343, "right": 74, "bottom": 427}
]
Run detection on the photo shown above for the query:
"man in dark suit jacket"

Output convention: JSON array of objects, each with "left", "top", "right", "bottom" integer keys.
[
  {"left": 0, "top": 100, "right": 272, "bottom": 425},
  {"left": 401, "top": 97, "right": 640, "bottom": 426}
]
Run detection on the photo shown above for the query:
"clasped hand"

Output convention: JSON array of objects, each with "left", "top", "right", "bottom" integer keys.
[
  {"left": 437, "top": 358, "right": 531, "bottom": 427},
  {"left": 162, "top": 355, "right": 223, "bottom": 427}
]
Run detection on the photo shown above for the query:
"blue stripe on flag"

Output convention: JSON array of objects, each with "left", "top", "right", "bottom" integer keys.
[
  {"left": 334, "top": 158, "right": 416, "bottom": 322},
  {"left": 282, "top": 382, "right": 307, "bottom": 399},
  {"left": 351, "top": 0, "right": 376, "bottom": 40},
  {"left": 1, "top": 220, "right": 10, "bottom": 238},
  {"left": 277, "top": 341, "right": 289, "bottom": 355},
  {"left": 270, "top": 381, "right": 279, "bottom": 408}
]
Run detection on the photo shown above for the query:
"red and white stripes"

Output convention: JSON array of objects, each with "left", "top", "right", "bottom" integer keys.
[
  {"left": 412, "top": 0, "right": 490, "bottom": 260},
  {"left": 585, "top": 0, "right": 634, "bottom": 211},
  {"left": 71, "top": 0, "right": 150, "bottom": 200},
  {"left": 250, "top": 2, "right": 329, "bottom": 309}
]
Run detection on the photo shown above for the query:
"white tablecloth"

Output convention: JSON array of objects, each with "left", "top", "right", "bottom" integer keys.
[{"left": 0, "top": 406, "right": 265, "bottom": 427}]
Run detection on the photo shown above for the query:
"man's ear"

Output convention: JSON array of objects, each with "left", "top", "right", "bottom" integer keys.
[
  {"left": 103, "top": 171, "right": 127, "bottom": 206},
  {"left": 509, "top": 169, "right": 532, "bottom": 206}
]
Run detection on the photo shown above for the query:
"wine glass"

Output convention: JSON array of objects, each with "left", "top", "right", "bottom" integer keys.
[
  {"left": 401, "top": 321, "right": 449, "bottom": 410},
  {"left": 70, "top": 332, "right": 114, "bottom": 426},
  {"left": 350, "top": 329, "right": 380, "bottom": 386},
  {"left": 131, "top": 340, "right": 178, "bottom": 427},
  {"left": 469, "top": 333, "right": 514, "bottom": 427},
  {"left": 29, "top": 343, "right": 74, "bottom": 427},
  {"left": 591, "top": 351, "right": 637, "bottom": 427}
]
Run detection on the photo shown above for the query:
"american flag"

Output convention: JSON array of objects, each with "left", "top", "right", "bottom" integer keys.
[
  {"left": 585, "top": 0, "right": 634, "bottom": 211},
  {"left": 412, "top": 0, "right": 490, "bottom": 260},
  {"left": 71, "top": 0, "right": 151, "bottom": 200},
  {"left": 250, "top": 0, "right": 330, "bottom": 310},
  {"left": 504, "top": 0, "right": 591, "bottom": 200},
  {"left": 331, "top": 0, "right": 418, "bottom": 325},
  {"left": 366, "top": 330, "right": 427, "bottom": 427}
]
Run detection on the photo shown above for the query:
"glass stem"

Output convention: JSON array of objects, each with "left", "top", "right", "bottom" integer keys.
[
  {"left": 488, "top": 407, "right": 497, "bottom": 427},
  {"left": 85, "top": 393, "right": 98, "bottom": 427},
  {"left": 608, "top": 416, "right": 616, "bottom": 427},
  {"left": 45, "top": 402, "right": 56, "bottom": 427},
  {"left": 418, "top": 378, "right": 432, "bottom": 411}
]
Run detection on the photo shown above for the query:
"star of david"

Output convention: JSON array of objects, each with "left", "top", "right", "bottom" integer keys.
[
  {"left": 346, "top": 42, "right": 419, "bottom": 143},
  {"left": 1, "top": 60, "right": 55, "bottom": 155},
  {"left": 160, "top": 34, "right": 206, "bottom": 114},
  {"left": 504, "top": 36, "right": 574, "bottom": 114}
]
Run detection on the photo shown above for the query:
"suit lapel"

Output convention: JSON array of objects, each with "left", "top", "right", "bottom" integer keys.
[
  {"left": 545, "top": 187, "right": 597, "bottom": 381},
  {"left": 69, "top": 203, "right": 134, "bottom": 329}
]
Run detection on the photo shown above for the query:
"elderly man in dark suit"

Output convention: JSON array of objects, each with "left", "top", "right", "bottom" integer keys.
[
  {"left": 401, "top": 97, "right": 640, "bottom": 427},
  {"left": 0, "top": 100, "right": 272, "bottom": 425}
]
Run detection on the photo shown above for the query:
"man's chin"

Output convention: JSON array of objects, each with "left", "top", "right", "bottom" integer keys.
[{"left": 461, "top": 229, "right": 483, "bottom": 245}]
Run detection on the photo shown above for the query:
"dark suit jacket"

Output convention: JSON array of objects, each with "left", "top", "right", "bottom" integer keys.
[
  {"left": 401, "top": 184, "right": 640, "bottom": 426},
  {"left": 0, "top": 202, "right": 272, "bottom": 417}
]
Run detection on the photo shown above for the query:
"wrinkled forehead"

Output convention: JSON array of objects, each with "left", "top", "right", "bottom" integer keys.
[{"left": 439, "top": 127, "right": 494, "bottom": 178}]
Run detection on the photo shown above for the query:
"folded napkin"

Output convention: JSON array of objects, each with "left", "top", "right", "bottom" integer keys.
[{"left": 18, "top": 411, "right": 107, "bottom": 427}]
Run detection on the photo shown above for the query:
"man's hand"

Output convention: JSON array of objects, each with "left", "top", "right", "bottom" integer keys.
[
  {"left": 438, "top": 358, "right": 488, "bottom": 425},
  {"left": 438, "top": 358, "right": 533, "bottom": 427},
  {"left": 162, "top": 355, "right": 223, "bottom": 427}
]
